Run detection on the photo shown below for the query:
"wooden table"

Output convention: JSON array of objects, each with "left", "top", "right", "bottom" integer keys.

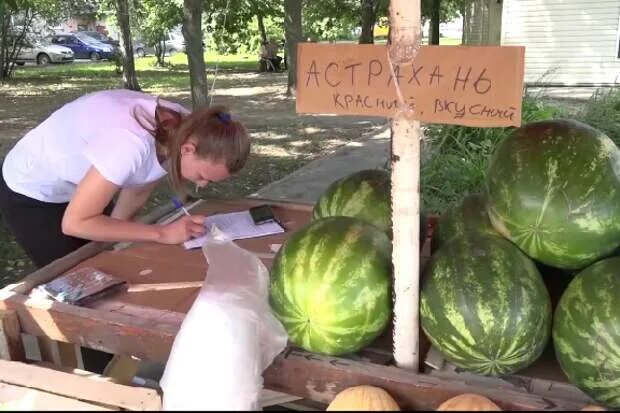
[{"left": 0, "top": 197, "right": 597, "bottom": 410}]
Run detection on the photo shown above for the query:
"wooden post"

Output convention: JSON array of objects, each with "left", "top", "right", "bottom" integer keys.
[
  {"left": 0, "top": 310, "right": 25, "bottom": 361},
  {"left": 389, "top": 0, "right": 422, "bottom": 371}
]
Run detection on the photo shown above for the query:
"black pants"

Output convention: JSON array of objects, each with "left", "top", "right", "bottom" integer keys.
[{"left": 0, "top": 165, "right": 114, "bottom": 372}]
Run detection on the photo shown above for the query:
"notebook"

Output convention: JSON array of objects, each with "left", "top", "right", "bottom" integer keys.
[{"left": 183, "top": 210, "right": 286, "bottom": 250}]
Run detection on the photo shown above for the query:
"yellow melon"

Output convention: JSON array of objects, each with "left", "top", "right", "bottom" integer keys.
[
  {"left": 436, "top": 394, "right": 501, "bottom": 411},
  {"left": 326, "top": 385, "right": 400, "bottom": 411}
]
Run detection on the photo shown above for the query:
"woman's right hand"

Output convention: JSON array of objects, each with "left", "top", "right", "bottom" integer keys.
[{"left": 157, "top": 215, "right": 207, "bottom": 244}]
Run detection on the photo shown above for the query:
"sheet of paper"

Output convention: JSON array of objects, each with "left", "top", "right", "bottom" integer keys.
[{"left": 183, "top": 210, "right": 285, "bottom": 250}]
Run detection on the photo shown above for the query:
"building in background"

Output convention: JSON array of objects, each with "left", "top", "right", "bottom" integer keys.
[{"left": 463, "top": 0, "right": 620, "bottom": 86}]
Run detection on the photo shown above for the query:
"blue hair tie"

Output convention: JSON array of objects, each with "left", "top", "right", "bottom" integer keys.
[{"left": 217, "top": 112, "right": 231, "bottom": 124}]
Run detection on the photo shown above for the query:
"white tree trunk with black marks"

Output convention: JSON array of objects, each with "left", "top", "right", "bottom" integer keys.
[{"left": 389, "top": 0, "right": 422, "bottom": 371}]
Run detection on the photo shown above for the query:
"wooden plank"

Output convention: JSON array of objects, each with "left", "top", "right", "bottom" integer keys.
[
  {"left": 36, "top": 338, "right": 81, "bottom": 368},
  {"left": 262, "top": 348, "right": 594, "bottom": 411},
  {"left": 34, "top": 361, "right": 138, "bottom": 384},
  {"left": 102, "top": 355, "right": 141, "bottom": 383},
  {"left": 0, "top": 382, "right": 115, "bottom": 410},
  {"left": 215, "top": 196, "right": 315, "bottom": 212},
  {"left": 87, "top": 300, "right": 186, "bottom": 327},
  {"left": 426, "top": 368, "right": 593, "bottom": 405},
  {"left": 0, "top": 360, "right": 160, "bottom": 410},
  {"left": 260, "top": 389, "right": 303, "bottom": 407},
  {"left": 127, "top": 282, "right": 203, "bottom": 293},
  {"left": 0, "top": 310, "right": 25, "bottom": 361},
  {"left": 0, "top": 291, "right": 179, "bottom": 362}
]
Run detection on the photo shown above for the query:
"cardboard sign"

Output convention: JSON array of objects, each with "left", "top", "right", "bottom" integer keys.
[{"left": 296, "top": 43, "right": 525, "bottom": 127}]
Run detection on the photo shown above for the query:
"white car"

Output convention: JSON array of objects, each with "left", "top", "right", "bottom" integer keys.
[
  {"left": 153, "top": 31, "right": 186, "bottom": 56},
  {"left": 13, "top": 39, "right": 74, "bottom": 65}
]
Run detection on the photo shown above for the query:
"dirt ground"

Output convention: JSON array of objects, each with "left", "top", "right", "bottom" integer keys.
[{"left": 0, "top": 69, "right": 386, "bottom": 286}]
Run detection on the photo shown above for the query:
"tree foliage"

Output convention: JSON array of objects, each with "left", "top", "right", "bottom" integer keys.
[
  {"left": 303, "top": 0, "right": 464, "bottom": 43},
  {"left": 203, "top": 0, "right": 283, "bottom": 54},
  {"left": 0, "top": 0, "right": 98, "bottom": 80},
  {"left": 130, "top": 0, "right": 182, "bottom": 65}
]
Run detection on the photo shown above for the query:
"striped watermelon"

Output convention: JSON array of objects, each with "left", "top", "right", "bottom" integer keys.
[
  {"left": 420, "top": 232, "right": 552, "bottom": 375},
  {"left": 485, "top": 119, "right": 620, "bottom": 270},
  {"left": 313, "top": 169, "right": 391, "bottom": 234},
  {"left": 553, "top": 257, "right": 620, "bottom": 408},
  {"left": 269, "top": 216, "right": 392, "bottom": 356},
  {"left": 432, "top": 192, "right": 497, "bottom": 252},
  {"left": 313, "top": 168, "right": 428, "bottom": 241}
]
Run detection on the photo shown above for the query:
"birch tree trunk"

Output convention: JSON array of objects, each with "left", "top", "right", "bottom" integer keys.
[{"left": 389, "top": 0, "right": 422, "bottom": 371}]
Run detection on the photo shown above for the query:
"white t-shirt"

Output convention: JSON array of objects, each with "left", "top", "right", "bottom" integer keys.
[{"left": 2, "top": 89, "right": 190, "bottom": 203}]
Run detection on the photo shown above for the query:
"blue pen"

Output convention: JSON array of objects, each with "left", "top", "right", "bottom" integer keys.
[{"left": 172, "top": 197, "right": 191, "bottom": 216}]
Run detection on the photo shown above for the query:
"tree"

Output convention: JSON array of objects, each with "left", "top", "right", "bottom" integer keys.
[
  {"left": 359, "top": 0, "right": 388, "bottom": 44},
  {"left": 284, "top": 0, "right": 301, "bottom": 96},
  {"left": 256, "top": 11, "right": 267, "bottom": 44},
  {"left": 421, "top": 0, "right": 462, "bottom": 40},
  {"left": 135, "top": 0, "right": 182, "bottom": 67},
  {"left": 204, "top": 0, "right": 283, "bottom": 54},
  {"left": 429, "top": 0, "right": 440, "bottom": 44},
  {"left": 303, "top": 0, "right": 358, "bottom": 42},
  {"left": 359, "top": 0, "right": 374, "bottom": 44},
  {"left": 115, "top": 0, "right": 140, "bottom": 90},
  {"left": 182, "top": 0, "right": 208, "bottom": 108},
  {"left": 0, "top": 0, "right": 96, "bottom": 81}
]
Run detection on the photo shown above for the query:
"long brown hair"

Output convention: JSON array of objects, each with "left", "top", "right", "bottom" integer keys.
[{"left": 135, "top": 100, "right": 250, "bottom": 196}]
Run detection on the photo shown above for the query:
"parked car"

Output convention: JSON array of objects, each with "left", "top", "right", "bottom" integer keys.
[
  {"left": 49, "top": 33, "right": 115, "bottom": 60},
  {"left": 133, "top": 39, "right": 154, "bottom": 57},
  {"left": 75, "top": 32, "right": 151, "bottom": 58},
  {"left": 10, "top": 37, "right": 74, "bottom": 65},
  {"left": 153, "top": 31, "right": 186, "bottom": 56},
  {"left": 75, "top": 31, "right": 119, "bottom": 48}
]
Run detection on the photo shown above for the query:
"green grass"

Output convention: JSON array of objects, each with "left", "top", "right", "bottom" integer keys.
[
  {"left": 11, "top": 51, "right": 260, "bottom": 89},
  {"left": 437, "top": 37, "right": 462, "bottom": 45},
  {"left": 577, "top": 85, "right": 620, "bottom": 145}
]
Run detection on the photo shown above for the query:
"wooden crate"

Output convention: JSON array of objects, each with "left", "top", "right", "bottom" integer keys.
[{"left": 0, "top": 197, "right": 599, "bottom": 410}]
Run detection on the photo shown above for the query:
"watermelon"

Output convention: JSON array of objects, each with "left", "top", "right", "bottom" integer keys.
[
  {"left": 313, "top": 168, "right": 427, "bottom": 241},
  {"left": 269, "top": 216, "right": 392, "bottom": 356},
  {"left": 313, "top": 169, "right": 391, "bottom": 233},
  {"left": 485, "top": 119, "right": 620, "bottom": 270},
  {"left": 420, "top": 232, "right": 552, "bottom": 375},
  {"left": 432, "top": 192, "right": 497, "bottom": 252},
  {"left": 553, "top": 257, "right": 620, "bottom": 408}
]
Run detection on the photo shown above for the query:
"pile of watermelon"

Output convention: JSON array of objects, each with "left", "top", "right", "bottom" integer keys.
[
  {"left": 268, "top": 118, "right": 620, "bottom": 408},
  {"left": 424, "top": 119, "right": 620, "bottom": 408}
]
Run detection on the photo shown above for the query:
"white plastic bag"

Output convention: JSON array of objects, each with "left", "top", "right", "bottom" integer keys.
[{"left": 159, "top": 227, "right": 288, "bottom": 411}]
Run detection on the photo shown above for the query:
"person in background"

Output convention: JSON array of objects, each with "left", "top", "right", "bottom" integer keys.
[
  {"left": 280, "top": 38, "right": 287, "bottom": 71},
  {"left": 259, "top": 39, "right": 282, "bottom": 72}
]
